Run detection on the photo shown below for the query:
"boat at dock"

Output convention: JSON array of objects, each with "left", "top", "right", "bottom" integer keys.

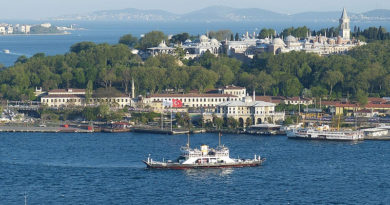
[
  {"left": 287, "top": 127, "right": 364, "bottom": 141},
  {"left": 143, "top": 133, "right": 265, "bottom": 169}
]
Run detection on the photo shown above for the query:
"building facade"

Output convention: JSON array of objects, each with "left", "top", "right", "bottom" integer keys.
[
  {"left": 204, "top": 97, "right": 285, "bottom": 126},
  {"left": 41, "top": 88, "right": 131, "bottom": 108}
]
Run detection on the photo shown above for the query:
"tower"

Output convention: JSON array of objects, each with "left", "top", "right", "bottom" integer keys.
[
  {"left": 339, "top": 8, "right": 350, "bottom": 40},
  {"left": 131, "top": 78, "right": 135, "bottom": 99}
]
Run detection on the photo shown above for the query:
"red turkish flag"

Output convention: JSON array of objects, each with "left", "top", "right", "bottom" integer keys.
[{"left": 172, "top": 99, "right": 183, "bottom": 108}]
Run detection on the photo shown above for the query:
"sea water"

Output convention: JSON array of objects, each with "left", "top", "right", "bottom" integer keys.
[
  {"left": 1, "top": 21, "right": 389, "bottom": 67},
  {"left": 0, "top": 132, "right": 389, "bottom": 204}
]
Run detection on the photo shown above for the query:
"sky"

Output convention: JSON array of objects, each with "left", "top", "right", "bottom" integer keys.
[{"left": 1, "top": 0, "right": 389, "bottom": 20}]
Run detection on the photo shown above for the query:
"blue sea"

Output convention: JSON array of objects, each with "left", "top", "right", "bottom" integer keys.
[
  {"left": 1, "top": 21, "right": 390, "bottom": 67},
  {"left": 1, "top": 132, "right": 390, "bottom": 204}
]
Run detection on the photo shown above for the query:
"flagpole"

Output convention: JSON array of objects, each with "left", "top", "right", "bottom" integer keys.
[{"left": 161, "top": 107, "right": 163, "bottom": 130}]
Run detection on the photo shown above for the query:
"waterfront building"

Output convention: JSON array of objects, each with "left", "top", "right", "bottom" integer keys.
[
  {"left": 14, "top": 24, "right": 31, "bottom": 34},
  {"left": 203, "top": 94, "right": 285, "bottom": 126},
  {"left": 144, "top": 93, "right": 240, "bottom": 110},
  {"left": 40, "top": 88, "right": 132, "bottom": 108},
  {"left": 0, "top": 26, "right": 5, "bottom": 34},
  {"left": 322, "top": 98, "right": 390, "bottom": 116},
  {"left": 143, "top": 85, "right": 247, "bottom": 111},
  {"left": 6, "top": 26, "right": 13, "bottom": 34}
]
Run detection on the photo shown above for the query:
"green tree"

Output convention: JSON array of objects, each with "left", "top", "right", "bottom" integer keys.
[
  {"left": 213, "top": 116, "right": 224, "bottom": 129},
  {"left": 85, "top": 80, "right": 93, "bottom": 105},
  {"left": 322, "top": 70, "right": 343, "bottom": 98},
  {"left": 137, "top": 31, "right": 167, "bottom": 51},
  {"left": 70, "top": 42, "right": 96, "bottom": 53},
  {"left": 170, "top": 33, "right": 190, "bottom": 44},
  {"left": 356, "top": 89, "right": 368, "bottom": 107},
  {"left": 118, "top": 34, "right": 138, "bottom": 47},
  {"left": 257, "top": 71, "right": 274, "bottom": 96},
  {"left": 259, "top": 28, "right": 275, "bottom": 39}
]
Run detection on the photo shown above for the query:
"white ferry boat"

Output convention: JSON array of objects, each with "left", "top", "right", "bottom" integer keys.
[
  {"left": 3, "top": 49, "right": 10, "bottom": 54},
  {"left": 287, "top": 128, "right": 364, "bottom": 141},
  {"left": 143, "top": 133, "right": 265, "bottom": 169}
]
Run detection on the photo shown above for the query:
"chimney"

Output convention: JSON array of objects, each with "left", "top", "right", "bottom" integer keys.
[{"left": 253, "top": 90, "right": 256, "bottom": 102}]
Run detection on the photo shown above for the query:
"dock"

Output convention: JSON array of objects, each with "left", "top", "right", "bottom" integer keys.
[
  {"left": 0, "top": 126, "right": 93, "bottom": 133},
  {"left": 132, "top": 127, "right": 189, "bottom": 135},
  {"left": 364, "top": 135, "right": 390, "bottom": 140}
]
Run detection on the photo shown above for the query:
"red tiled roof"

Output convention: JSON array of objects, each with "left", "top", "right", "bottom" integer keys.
[
  {"left": 149, "top": 93, "right": 237, "bottom": 98},
  {"left": 287, "top": 96, "right": 312, "bottom": 101},
  {"left": 255, "top": 96, "right": 285, "bottom": 104},
  {"left": 322, "top": 101, "right": 390, "bottom": 109}
]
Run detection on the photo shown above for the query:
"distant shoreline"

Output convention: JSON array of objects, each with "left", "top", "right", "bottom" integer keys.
[{"left": 0, "top": 33, "right": 71, "bottom": 36}]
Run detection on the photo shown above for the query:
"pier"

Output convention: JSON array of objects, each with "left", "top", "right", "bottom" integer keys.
[{"left": 0, "top": 125, "right": 93, "bottom": 133}]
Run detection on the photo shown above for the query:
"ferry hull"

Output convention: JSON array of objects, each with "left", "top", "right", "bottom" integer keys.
[
  {"left": 288, "top": 136, "right": 363, "bottom": 141},
  {"left": 143, "top": 159, "right": 265, "bottom": 170}
]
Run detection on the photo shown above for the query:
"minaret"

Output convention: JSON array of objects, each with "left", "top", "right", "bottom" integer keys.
[
  {"left": 339, "top": 8, "right": 351, "bottom": 40},
  {"left": 253, "top": 90, "right": 256, "bottom": 102},
  {"left": 131, "top": 78, "right": 135, "bottom": 98}
]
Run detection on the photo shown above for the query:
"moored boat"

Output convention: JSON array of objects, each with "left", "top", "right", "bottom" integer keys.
[{"left": 287, "top": 127, "right": 364, "bottom": 141}]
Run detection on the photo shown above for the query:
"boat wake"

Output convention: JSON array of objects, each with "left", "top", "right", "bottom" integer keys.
[
  {"left": 0, "top": 161, "right": 144, "bottom": 169},
  {"left": 2, "top": 50, "right": 32, "bottom": 57}
]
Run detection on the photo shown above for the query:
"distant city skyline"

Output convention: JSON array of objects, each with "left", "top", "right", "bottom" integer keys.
[{"left": 0, "top": 0, "right": 389, "bottom": 20}]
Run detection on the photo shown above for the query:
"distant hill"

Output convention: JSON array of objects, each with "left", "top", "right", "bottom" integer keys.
[
  {"left": 54, "top": 8, "right": 179, "bottom": 22},
  {"left": 180, "top": 6, "right": 287, "bottom": 22},
  {"left": 52, "top": 6, "right": 390, "bottom": 22}
]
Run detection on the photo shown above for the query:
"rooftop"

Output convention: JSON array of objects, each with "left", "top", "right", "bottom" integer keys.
[
  {"left": 149, "top": 93, "right": 237, "bottom": 98},
  {"left": 218, "top": 100, "right": 275, "bottom": 107}
]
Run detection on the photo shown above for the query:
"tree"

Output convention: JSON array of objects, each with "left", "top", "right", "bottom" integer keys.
[
  {"left": 322, "top": 70, "right": 343, "bottom": 98},
  {"left": 259, "top": 28, "right": 275, "bottom": 39},
  {"left": 208, "top": 30, "right": 232, "bottom": 41},
  {"left": 137, "top": 31, "right": 167, "bottom": 51},
  {"left": 213, "top": 116, "right": 224, "bottom": 129},
  {"left": 257, "top": 71, "right": 274, "bottom": 96},
  {"left": 245, "top": 117, "right": 253, "bottom": 127},
  {"left": 85, "top": 80, "right": 93, "bottom": 105},
  {"left": 356, "top": 89, "right": 368, "bottom": 107},
  {"left": 170, "top": 33, "right": 190, "bottom": 44},
  {"left": 70, "top": 42, "right": 96, "bottom": 53},
  {"left": 118, "top": 34, "right": 138, "bottom": 48},
  {"left": 226, "top": 117, "right": 238, "bottom": 129},
  {"left": 234, "top": 33, "right": 239, "bottom": 41}
]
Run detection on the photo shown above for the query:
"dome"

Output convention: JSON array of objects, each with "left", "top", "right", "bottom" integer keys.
[
  {"left": 210, "top": 38, "right": 219, "bottom": 45},
  {"left": 285, "top": 35, "right": 297, "bottom": 42},
  {"left": 272, "top": 38, "right": 286, "bottom": 46},
  {"left": 200, "top": 35, "right": 209, "bottom": 43},
  {"left": 244, "top": 95, "right": 253, "bottom": 102},
  {"left": 158, "top": 41, "right": 168, "bottom": 48},
  {"left": 184, "top": 39, "right": 192, "bottom": 43}
]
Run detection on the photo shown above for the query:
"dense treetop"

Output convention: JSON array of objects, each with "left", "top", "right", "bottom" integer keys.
[{"left": 0, "top": 27, "right": 390, "bottom": 102}]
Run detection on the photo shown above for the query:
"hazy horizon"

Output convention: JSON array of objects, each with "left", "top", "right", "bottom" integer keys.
[{"left": 0, "top": 0, "right": 389, "bottom": 20}]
